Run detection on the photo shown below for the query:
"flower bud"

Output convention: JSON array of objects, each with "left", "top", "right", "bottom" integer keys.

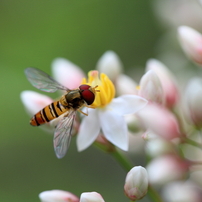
[
  {"left": 138, "top": 103, "right": 180, "bottom": 140},
  {"left": 116, "top": 74, "right": 138, "bottom": 96},
  {"left": 146, "top": 155, "right": 189, "bottom": 186},
  {"left": 139, "top": 70, "right": 164, "bottom": 104},
  {"left": 80, "top": 192, "right": 105, "bottom": 202},
  {"left": 96, "top": 51, "right": 123, "bottom": 82},
  {"left": 178, "top": 26, "right": 202, "bottom": 65},
  {"left": 162, "top": 181, "right": 201, "bottom": 202},
  {"left": 39, "top": 190, "right": 79, "bottom": 202},
  {"left": 184, "top": 77, "right": 202, "bottom": 127},
  {"left": 52, "top": 58, "right": 85, "bottom": 89},
  {"left": 146, "top": 59, "right": 178, "bottom": 108},
  {"left": 124, "top": 166, "right": 148, "bottom": 201}
]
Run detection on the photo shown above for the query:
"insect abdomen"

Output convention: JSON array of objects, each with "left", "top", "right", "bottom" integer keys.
[{"left": 30, "top": 101, "right": 67, "bottom": 126}]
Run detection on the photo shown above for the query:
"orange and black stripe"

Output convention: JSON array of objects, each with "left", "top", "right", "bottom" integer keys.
[{"left": 30, "top": 101, "right": 68, "bottom": 126}]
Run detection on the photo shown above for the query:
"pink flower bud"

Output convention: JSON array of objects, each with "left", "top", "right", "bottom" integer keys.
[
  {"left": 147, "top": 155, "right": 189, "bottom": 186},
  {"left": 138, "top": 103, "right": 180, "bottom": 140},
  {"left": 178, "top": 26, "right": 202, "bottom": 65},
  {"left": 80, "top": 192, "right": 105, "bottom": 202},
  {"left": 116, "top": 74, "right": 138, "bottom": 95},
  {"left": 146, "top": 59, "right": 179, "bottom": 108},
  {"left": 162, "top": 181, "right": 201, "bottom": 202},
  {"left": 96, "top": 51, "right": 123, "bottom": 82},
  {"left": 20, "top": 90, "right": 53, "bottom": 115},
  {"left": 39, "top": 190, "right": 79, "bottom": 202},
  {"left": 184, "top": 77, "right": 202, "bottom": 127},
  {"left": 52, "top": 58, "right": 85, "bottom": 89},
  {"left": 124, "top": 166, "right": 148, "bottom": 201},
  {"left": 139, "top": 70, "right": 164, "bottom": 104}
]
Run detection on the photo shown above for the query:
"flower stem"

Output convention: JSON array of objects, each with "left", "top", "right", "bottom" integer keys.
[
  {"left": 110, "top": 148, "right": 164, "bottom": 202},
  {"left": 182, "top": 137, "right": 202, "bottom": 149},
  {"left": 110, "top": 148, "right": 132, "bottom": 172},
  {"left": 148, "top": 185, "right": 164, "bottom": 202},
  {"left": 94, "top": 143, "right": 164, "bottom": 202}
]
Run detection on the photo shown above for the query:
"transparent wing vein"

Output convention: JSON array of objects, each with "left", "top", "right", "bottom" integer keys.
[
  {"left": 53, "top": 109, "right": 76, "bottom": 158},
  {"left": 25, "top": 67, "right": 69, "bottom": 92}
]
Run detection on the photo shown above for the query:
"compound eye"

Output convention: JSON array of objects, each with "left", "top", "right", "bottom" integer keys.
[
  {"left": 80, "top": 89, "right": 95, "bottom": 105},
  {"left": 79, "top": 84, "right": 91, "bottom": 90}
]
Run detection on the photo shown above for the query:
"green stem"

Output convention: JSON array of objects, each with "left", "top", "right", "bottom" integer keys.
[
  {"left": 148, "top": 185, "right": 164, "bottom": 202},
  {"left": 172, "top": 108, "right": 185, "bottom": 134},
  {"left": 94, "top": 143, "right": 164, "bottom": 202},
  {"left": 110, "top": 148, "right": 132, "bottom": 172},
  {"left": 110, "top": 148, "right": 164, "bottom": 202},
  {"left": 182, "top": 137, "right": 202, "bottom": 149}
]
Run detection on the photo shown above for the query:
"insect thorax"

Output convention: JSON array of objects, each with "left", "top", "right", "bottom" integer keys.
[
  {"left": 59, "top": 90, "right": 85, "bottom": 109},
  {"left": 65, "top": 90, "right": 81, "bottom": 102}
]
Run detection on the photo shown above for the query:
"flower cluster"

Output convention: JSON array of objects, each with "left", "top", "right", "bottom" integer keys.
[{"left": 21, "top": 4, "right": 202, "bottom": 200}]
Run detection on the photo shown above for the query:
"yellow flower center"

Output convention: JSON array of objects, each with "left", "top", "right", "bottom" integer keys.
[{"left": 82, "top": 70, "right": 115, "bottom": 108}]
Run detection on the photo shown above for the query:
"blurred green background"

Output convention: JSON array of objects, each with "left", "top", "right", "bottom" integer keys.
[{"left": 0, "top": 0, "right": 162, "bottom": 201}]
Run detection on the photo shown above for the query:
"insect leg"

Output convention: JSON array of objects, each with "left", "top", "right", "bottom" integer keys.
[
  {"left": 84, "top": 104, "right": 95, "bottom": 109},
  {"left": 78, "top": 108, "right": 88, "bottom": 116}
]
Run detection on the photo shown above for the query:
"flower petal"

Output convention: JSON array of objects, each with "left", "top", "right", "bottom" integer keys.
[
  {"left": 116, "top": 74, "right": 138, "bottom": 96},
  {"left": 99, "top": 110, "right": 128, "bottom": 151},
  {"left": 77, "top": 109, "right": 100, "bottom": 151},
  {"left": 107, "top": 95, "right": 148, "bottom": 116},
  {"left": 52, "top": 58, "right": 85, "bottom": 89},
  {"left": 96, "top": 51, "right": 123, "bottom": 82},
  {"left": 20, "top": 90, "right": 53, "bottom": 115}
]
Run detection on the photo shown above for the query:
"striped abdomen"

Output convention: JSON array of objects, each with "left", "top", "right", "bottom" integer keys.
[{"left": 30, "top": 101, "right": 68, "bottom": 126}]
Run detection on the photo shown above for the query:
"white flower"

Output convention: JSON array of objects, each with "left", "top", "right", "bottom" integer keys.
[{"left": 77, "top": 71, "right": 148, "bottom": 151}]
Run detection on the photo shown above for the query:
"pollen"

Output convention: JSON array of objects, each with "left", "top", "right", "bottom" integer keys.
[{"left": 81, "top": 70, "right": 115, "bottom": 108}]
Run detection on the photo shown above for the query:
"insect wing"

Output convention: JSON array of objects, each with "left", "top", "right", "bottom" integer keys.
[
  {"left": 25, "top": 67, "right": 69, "bottom": 92},
  {"left": 53, "top": 109, "right": 76, "bottom": 158}
]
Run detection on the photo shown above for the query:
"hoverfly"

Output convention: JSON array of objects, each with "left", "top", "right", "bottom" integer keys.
[{"left": 25, "top": 67, "right": 99, "bottom": 159}]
